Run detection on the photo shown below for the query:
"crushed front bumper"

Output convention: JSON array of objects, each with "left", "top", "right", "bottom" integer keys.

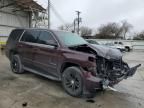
[
  {"left": 125, "top": 64, "right": 141, "bottom": 78},
  {"left": 108, "top": 64, "right": 141, "bottom": 86},
  {"left": 84, "top": 64, "right": 141, "bottom": 92}
]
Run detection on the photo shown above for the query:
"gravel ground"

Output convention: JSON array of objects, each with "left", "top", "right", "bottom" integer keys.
[{"left": 0, "top": 50, "right": 144, "bottom": 108}]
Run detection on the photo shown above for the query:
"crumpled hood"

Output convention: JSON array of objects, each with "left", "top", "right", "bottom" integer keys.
[{"left": 89, "top": 44, "right": 123, "bottom": 60}]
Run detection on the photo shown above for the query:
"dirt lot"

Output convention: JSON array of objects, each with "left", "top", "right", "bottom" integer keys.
[{"left": 0, "top": 50, "right": 144, "bottom": 108}]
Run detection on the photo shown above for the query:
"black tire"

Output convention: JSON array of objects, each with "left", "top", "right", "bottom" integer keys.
[
  {"left": 125, "top": 47, "right": 130, "bottom": 52},
  {"left": 62, "top": 67, "right": 83, "bottom": 97},
  {"left": 10, "top": 54, "right": 24, "bottom": 74}
]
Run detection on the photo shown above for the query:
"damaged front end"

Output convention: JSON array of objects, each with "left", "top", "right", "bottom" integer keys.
[
  {"left": 96, "top": 57, "right": 141, "bottom": 88},
  {"left": 69, "top": 44, "right": 141, "bottom": 91},
  {"left": 91, "top": 44, "right": 141, "bottom": 89}
]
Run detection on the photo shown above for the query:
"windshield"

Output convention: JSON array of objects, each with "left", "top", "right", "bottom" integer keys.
[{"left": 54, "top": 31, "right": 87, "bottom": 46}]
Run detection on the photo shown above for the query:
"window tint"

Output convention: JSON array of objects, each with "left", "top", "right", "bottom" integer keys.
[
  {"left": 9, "top": 29, "right": 24, "bottom": 41},
  {"left": 21, "top": 30, "right": 40, "bottom": 43},
  {"left": 37, "top": 31, "right": 56, "bottom": 45}
]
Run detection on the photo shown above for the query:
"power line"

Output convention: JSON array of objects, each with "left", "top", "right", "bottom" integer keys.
[
  {"left": 40, "top": 0, "right": 71, "bottom": 28},
  {"left": 43, "top": 0, "right": 67, "bottom": 26},
  {"left": 50, "top": 2, "right": 66, "bottom": 25},
  {"left": 48, "top": 0, "right": 50, "bottom": 29}
]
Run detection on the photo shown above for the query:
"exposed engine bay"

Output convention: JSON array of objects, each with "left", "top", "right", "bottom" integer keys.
[{"left": 69, "top": 44, "right": 141, "bottom": 87}]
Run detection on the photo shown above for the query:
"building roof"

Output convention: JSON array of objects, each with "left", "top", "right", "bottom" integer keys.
[{"left": 13, "top": 0, "right": 46, "bottom": 12}]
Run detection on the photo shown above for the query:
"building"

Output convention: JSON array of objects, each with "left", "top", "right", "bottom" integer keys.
[
  {"left": 0, "top": 0, "right": 45, "bottom": 36},
  {"left": 0, "top": 0, "right": 45, "bottom": 48}
]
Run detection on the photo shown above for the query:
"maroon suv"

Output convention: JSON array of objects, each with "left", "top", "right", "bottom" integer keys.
[{"left": 5, "top": 28, "right": 141, "bottom": 97}]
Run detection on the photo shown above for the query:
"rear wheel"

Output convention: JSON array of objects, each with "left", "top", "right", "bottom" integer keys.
[
  {"left": 125, "top": 47, "right": 130, "bottom": 52},
  {"left": 62, "top": 67, "right": 83, "bottom": 97},
  {"left": 10, "top": 54, "right": 24, "bottom": 74}
]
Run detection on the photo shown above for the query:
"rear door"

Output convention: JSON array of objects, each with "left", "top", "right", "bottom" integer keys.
[
  {"left": 33, "top": 30, "right": 60, "bottom": 77},
  {"left": 18, "top": 30, "right": 40, "bottom": 69}
]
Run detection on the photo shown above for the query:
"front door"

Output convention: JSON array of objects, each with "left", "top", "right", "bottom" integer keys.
[{"left": 33, "top": 31, "right": 60, "bottom": 78}]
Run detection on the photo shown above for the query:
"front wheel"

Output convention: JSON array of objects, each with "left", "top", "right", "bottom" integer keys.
[{"left": 62, "top": 67, "right": 83, "bottom": 97}]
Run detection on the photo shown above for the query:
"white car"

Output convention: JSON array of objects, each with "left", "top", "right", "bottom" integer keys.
[
  {"left": 86, "top": 39, "right": 100, "bottom": 45},
  {"left": 114, "top": 41, "right": 133, "bottom": 52},
  {"left": 105, "top": 43, "right": 125, "bottom": 52}
]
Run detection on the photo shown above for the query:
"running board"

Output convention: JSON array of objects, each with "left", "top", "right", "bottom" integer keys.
[{"left": 23, "top": 67, "right": 60, "bottom": 81}]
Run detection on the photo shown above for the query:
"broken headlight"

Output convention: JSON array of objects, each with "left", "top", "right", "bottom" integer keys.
[{"left": 87, "top": 66, "right": 97, "bottom": 76}]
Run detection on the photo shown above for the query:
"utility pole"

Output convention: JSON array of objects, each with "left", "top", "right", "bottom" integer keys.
[
  {"left": 48, "top": 0, "right": 50, "bottom": 29},
  {"left": 76, "top": 11, "right": 81, "bottom": 34},
  {"left": 73, "top": 19, "right": 76, "bottom": 33}
]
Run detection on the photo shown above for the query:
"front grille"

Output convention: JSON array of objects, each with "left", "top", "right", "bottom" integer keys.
[{"left": 112, "top": 59, "right": 122, "bottom": 69}]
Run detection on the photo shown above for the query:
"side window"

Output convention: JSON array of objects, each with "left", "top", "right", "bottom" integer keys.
[
  {"left": 119, "top": 42, "right": 123, "bottom": 45},
  {"left": 114, "top": 42, "right": 118, "bottom": 44},
  {"left": 21, "top": 30, "right": 40, "bottom": 43},
  {"left": 90, "top": 40, "right": 95, "bottom": 44},
  {"left": 9, "top": 29, "right": 24, "bottom": 41},
  {"left": 88, "top": 40, "right": 93, "bottom": 44},
  {"left": 37, "top": 31, "right": 56, "bottom": 45}
]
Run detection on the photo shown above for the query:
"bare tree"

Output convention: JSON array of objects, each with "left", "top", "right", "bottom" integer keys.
[
  {"left": 80, "top": 26, "right": 92, "bottom": 36},
  {"left": 96, "top": 22, "right": 122, "bottom": 39},
  {"left": 95, "top": 21, "right": 133, "bottom": 39},
  {"left": 58, "top": 25, "right": 65, "bottom": 30},
  {"left": 133, "top": 31, "right": 144, "bottom": 40},
  {"left": 121, "top": 20, "right": 133, "bottom": 39},
  {"left": 58, "top": 23, "right": 73, "bottom": 31}
]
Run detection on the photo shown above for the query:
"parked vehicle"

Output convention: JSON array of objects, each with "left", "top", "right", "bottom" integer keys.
[
  {"left": 113, "top": 41, "right": 133, "bottom": 52},
  {"left": 5, "top": 28, "right": 141, "bottom": 97},
  {"left": 86, "top": 39, "right": 99, "bottom": 45},
  {"left": 105, "top": 42, "right": 125, "bottom": 52}
]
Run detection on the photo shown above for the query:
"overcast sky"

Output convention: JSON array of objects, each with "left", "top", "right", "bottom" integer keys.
[{"left": 36, "top": 0, "right": 144, "bottom": 32}]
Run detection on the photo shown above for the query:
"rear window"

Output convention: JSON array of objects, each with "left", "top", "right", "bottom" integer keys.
[
  {"left": 6, "top": 29, "right": 24, "bottom": 50},
  {"left": 9, "top": 29, "right": 24, "bottom": 41},
  {"left": 21, "top": 30, "right": 40, "bottom": 43}
]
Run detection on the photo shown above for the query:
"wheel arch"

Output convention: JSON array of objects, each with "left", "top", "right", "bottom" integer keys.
[
  {"left": 125, "top": 46, "right": 130, "bottom": 51},
  {"left": 60, "top": 62, "right": 81, "bottom": 74},
  {"left": 125, "top": 46, "right": 130, "bottom": 49},
  {"left": 9, "top": 49, "right": 19, "bottom": 60}
]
